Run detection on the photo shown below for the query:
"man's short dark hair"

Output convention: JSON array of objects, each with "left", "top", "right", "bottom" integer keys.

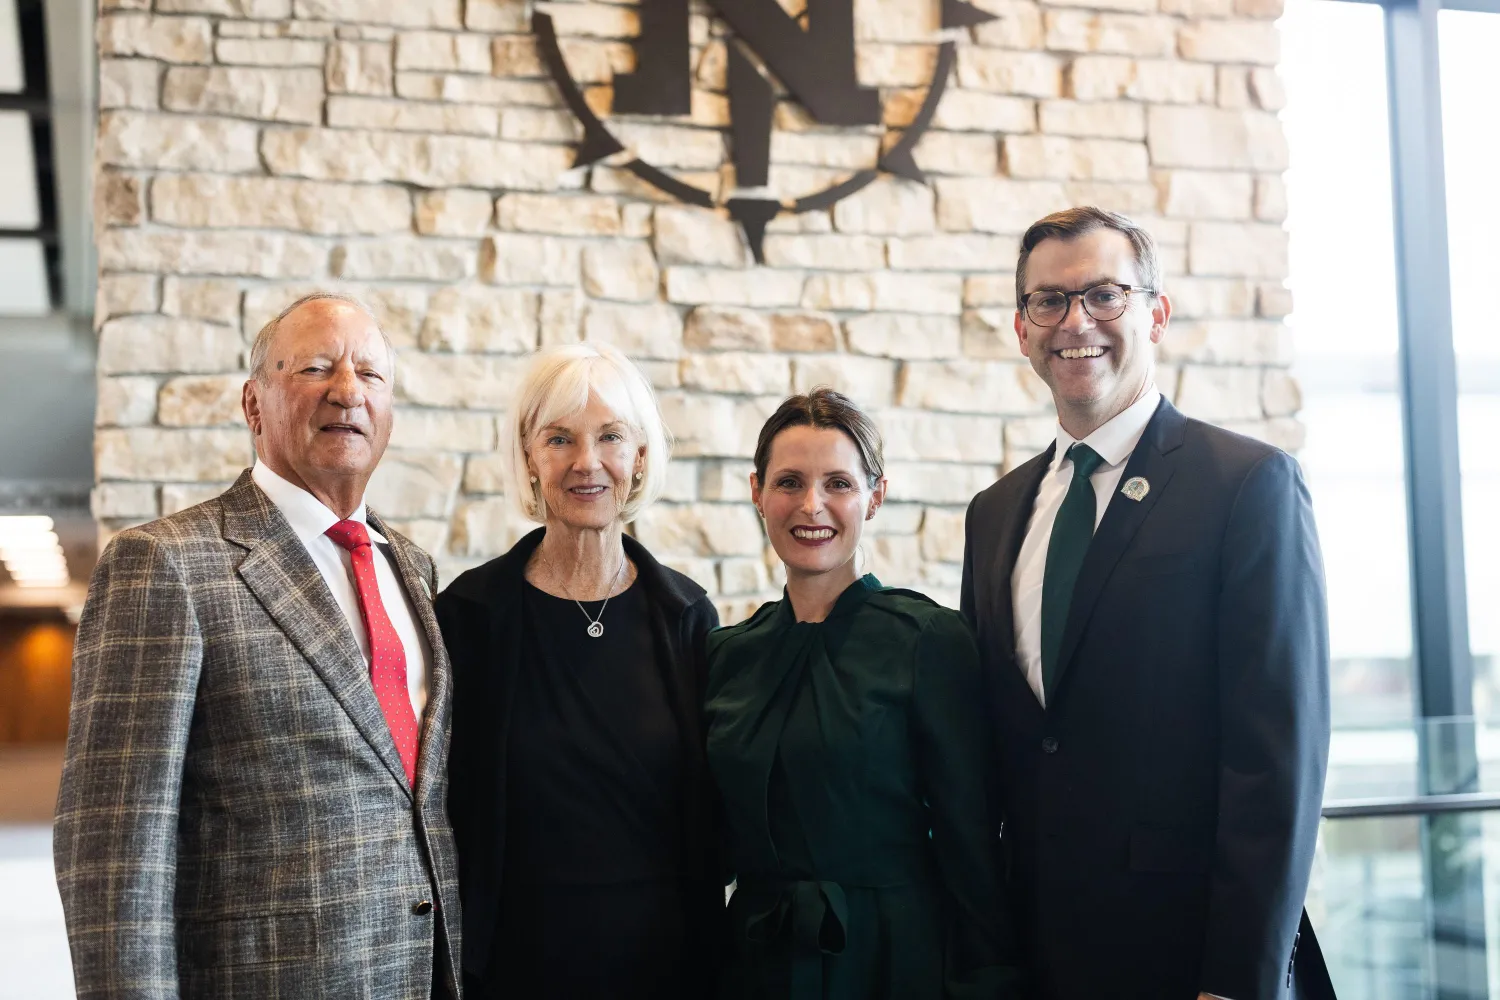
[{"left": 1015, "top": 206, "right": 1161, "bottom": 307}]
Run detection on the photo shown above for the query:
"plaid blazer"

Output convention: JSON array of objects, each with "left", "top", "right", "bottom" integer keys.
[{"left": 54, "top": 470, "right": 462, "bottom": 999}]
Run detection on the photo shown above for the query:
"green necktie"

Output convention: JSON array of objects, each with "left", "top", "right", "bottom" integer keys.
[{"left": 1040, "top": 443, "right": 1106, "bottom": 699}]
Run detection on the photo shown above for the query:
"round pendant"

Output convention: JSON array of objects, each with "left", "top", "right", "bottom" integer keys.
[{"left": 587, "top": 621, "right": 604, "bottom": 638}]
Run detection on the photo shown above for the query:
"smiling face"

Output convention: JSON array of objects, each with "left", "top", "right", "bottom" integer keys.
[
  {"left": 243, "top": 298, "right": 394, "bottom": 500},
  {"left": 526, "top": 392, "right": 645, "bottom": 532},
  {"left": 1014, "top": 228, "right": 1171, "bottom": 436},
  {"left": 752, "top": 425, "right": 887, "bottom": 585}
]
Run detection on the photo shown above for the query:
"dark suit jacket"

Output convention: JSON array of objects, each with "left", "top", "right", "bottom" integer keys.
[
  {"left": 434, "top": 527, "right": 727, "bottom": 996},
  {"left": 55, "top": 469, "right": 462, "bottom": 999},
  {"left": 961, "top": 398, "right": 1334, "bottom": 1000}
]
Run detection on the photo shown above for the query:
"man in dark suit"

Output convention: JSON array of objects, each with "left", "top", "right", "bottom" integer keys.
[
  {"left": 55, "top": 293, "right": 461, "bottom": 998},
  {"left": 961, "top": 207, "right": 1334, "bottom": 1000}
]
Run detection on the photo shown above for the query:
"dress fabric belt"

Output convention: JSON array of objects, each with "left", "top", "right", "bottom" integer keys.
[{"left": 739, "top": 876, "right": 850, "bottom": 1000}]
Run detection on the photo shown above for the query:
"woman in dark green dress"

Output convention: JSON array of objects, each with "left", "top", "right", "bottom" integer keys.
[{"left": 705, "top": 388, "right": 1021, "bottom": 1000}]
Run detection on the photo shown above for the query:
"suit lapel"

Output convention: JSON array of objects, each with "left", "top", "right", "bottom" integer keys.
[
  {"left": 223, "top": 473, "right": 413, "bottom": 798},
  {"left": 1050, "top": 398, "right": 1186, "bottom": 701},
  {"left": 986, "top": 447, "right": 1054, "bottom": 716}
]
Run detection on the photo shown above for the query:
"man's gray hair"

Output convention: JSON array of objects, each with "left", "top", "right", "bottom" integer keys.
[{"left": 249, "top": 291, "right": 395, "bottom": 380}]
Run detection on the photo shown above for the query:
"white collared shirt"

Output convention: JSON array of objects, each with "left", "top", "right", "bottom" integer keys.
[
  {"left": 251, "top": 461, "right": 431, "bottom": 722},
  {"left": 1011, "top": 386, "right": 1162, "bottom": 707}
]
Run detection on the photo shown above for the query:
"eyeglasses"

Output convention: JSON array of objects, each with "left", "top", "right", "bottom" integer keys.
[{"left": 1019, "top": 282, "right": 1156, "bottom": 327}]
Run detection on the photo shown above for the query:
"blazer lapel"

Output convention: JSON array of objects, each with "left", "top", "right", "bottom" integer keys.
[
  {"left": 985, "top": 447, "right": 1053, "bottom": 715},
  {"left": 223, "top": 473, "right": 413, "bottom": 798},
  {"left": 1050, "top": 398, "right": 1186, "bottom": 700}
]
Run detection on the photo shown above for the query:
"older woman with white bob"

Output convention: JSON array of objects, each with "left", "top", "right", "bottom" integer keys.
[{"left": 435, "top": 342, "right": 726, "bottom": 1000}]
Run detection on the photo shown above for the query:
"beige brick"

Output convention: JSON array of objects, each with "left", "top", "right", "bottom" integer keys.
[
  {"left": 450, "top": 497, "right": 528, "bottom": 558},
  {"left": 242, "top": 285, "right": 428, "bottom": 348},
  {"left": 158, "top": 0, "right": 290, "bottom": 13},
  {"left": 658, "top": 392, "right": 778, "bottom": 459},
  {"left": 1217, "top": 65, "right": 1252, "bottom": 109},
  {"left": 395, "top": 71, "right": 559, "bottom": 107},
  {"left": 856, "top": 42, "right": 939, "bottom": 87},
  {"left": 1004, "top": 134, "right": 1149, "bottom": 181},
  {"left": 582, "top": 243, "right": 661, "bottom": 302},
  {"left": 92, "top": 483, "right": 161, "bottom": 520},
  {"left": 1178, "top": 19, "right": 1279, "bottom": 64},
  {"left": 917, "top": 507, "right": 966, "bottom": 560},
  {"left": 719, "top": 557, "right": 769, "bottom": 596},
  {"left": 666, "top": 268, "right": 805, "bottom": 309},
  {"left": 1254, "top": 174, "right": 1287, "bottom": 222},
  {"left": 97, "top": 428, "right": 253, "bottom": 481},
  {"left": 613, "top": 122, "right": 724, "bottom": 170},
  {"left": 1173, "top": 365, "right": 1263, "bottom": 421},
  {"left": 261, "top": 127, "right": 572, "bottom": 189},
  {"left": 1158, "top": 319, "right": 1290, "bottom": 365},
  {"left": 461, "top": 453, "right": 506, "bottom": 494},
  {"left": 95, "top": 274, "right": 159, "bottom": 325},
  {"left": 887, "top": 464, "right": 999, "bottom": 506},
  {"left": 96, "top": 376, "right": 160, "bottom": 427},
  {"left": 467, "top": 0, "right": 527, "bottom": 30},
  {"left": 652, "top": 206, "right": 750, "bottom": 268},
  {"left": 1160, "top": 0, "right": 1233, "bottom": 13},
  {"left": 961, "top": 308, "right": 1025, "bottom": 359},
  {"left": 684, "top": 307, "right": 772, "bottom": 352},
  {"left": 699, "top": 461, "right": 754, "bottom": 502},
  {"left": 497, "top": 193, "right": 621, "bottom": 236},
  {"left": 162, "top": 66, "right": 324, "bottom": 124},
  {"left": 1261, "top": 368, "right": 1301, "bottom": 417},
  {"left": 158, "top": 374, "right": 248, "bottom": 427},
  {"left": 481, "top": 234, "right": 583, "bottom": 286},
  {"left": 539, "top": 289, "right": 583, "bottom": 345},
  {"left": 935, "top": 177, "right": 1069, "bottom": 234},
  {"left": 763, "top": 234, "right": 887, "bottom": 271},
  {"left": 910, "top": 131, "right": 1001, "bottom": 177},
  {"left": 332, "top": 237, "right": 476, "bottom": 281},
  {"left": 831, "top": 178, "right": 936, "bottom": 235},
  {"left": 929, "top": 90, "right": 1036, "bottom": 134},
  {"left": 101, "top": 229, "right": 328, "bottom": 279},
  {"left": 790, "top": 355, "right": 899, "bottom": 407},
  {"left": 1256, "top": 282, "right": 1292, "bottom": 319},
  {"left": 397, "top": 352, "right": 522, "bottom": 408},
  {"left": 771, "top": 131, "right": 880, "bottom": 170},
  {"left": 956, "top": 49, "right": 1063, "bottom": 97},
  {"left": 772, "top": 312, "right": 839, "bottom": 352},
  {"left": 539, "top": 2, "right": 639, "bottom": 38},
  {"left": 363, "top": 452, "right": 462, "bottom": 519},
  {"left": 1069, "top": 56, "right": 1216, "bottom": 104},
  {"left": 583, "top": 303, "right": 684, "bottom": 359},
  {"left": 294, "top": 0, "right": 462, "bottom": 28},
  {"left": 1148, "top": 106, "right": 1287, "bottom": 171},
  {"left": 1249, "top": 66, "right": 1286, "bottom": 111},
  {"left": 1187, "top": 221, "right": 1288, "bottom": 278},
  {"left": 971, "top": 0, "right": 1046, "bottom": 48},
  {"left": 846, "top": 314, "right": 961, "bottom": 359},
  {"left": 1166, "top": 277, "right": 1256, "bottom": 319},
  {"left": 900, "top": 360, "right": 1048, "bottom": 413},
  {"left": 326, "top": 40, "right": 393, "bottom": 95},
  {"left": 390, "top": 408, "right": 498, "bottom": 451},
  {"left": 855, "top": 0, "right": 940, "bottom": 40},
  {"left": 886, "top": 234, "right": 1012, "bottom": 272},
  {"left": 99, "top": 59, "right": 162, "bottom": 110},
  {"left": 150, "top": 174, "right": 412, "bottom": 234},
  {"left": 635, "top": 503, "right": 764, "bottom": 557},
  {"left": 162, "top": 277, "right": 241, "bottom": 325},
  {"left": 98, "top": 111, "right": 261, "bottom": 172},
  {"left": 1038, "top": 99, "right": 1145, "bottom": 139},
  {"left": 591, "top": 165, "right": 722, "bottom": 204},
  {"left": 326, "top": 96, "right": 500, "bottom": 136},
  {"left": 215, "top": 37, "right": 326, "bottom": 66},
  {"left": 499, "top": 107, "right": 581, "bottom": 142},
  {"left": 1153, "top": 169, "right": 1254, "bottom": 219},
  {"left": 98, "top": 14, "right": 213, "bottom": 63},
  {"left": 1045, "top": 11, "right": 1177, "bottom": 57},
  {"left": 681, "top": 353, "right": 792, "bottom": 395},
  {"left": 395, "top": 30, "right": 492, "bottom": 73},
  {"left": 963, "top": 277, "right": 1019, "bottom": 309},
  {"left": 415, "top": 189, "right": 494, "bottom": 236},
  {"left": 879, "top": 410, "right": 1005, "bottom": 462},
  {"left": 418, "top": 286, "right": 538, "bottom": 354},
  {"left": 98, "top": 317, "right": 243, "bottom": 375}
]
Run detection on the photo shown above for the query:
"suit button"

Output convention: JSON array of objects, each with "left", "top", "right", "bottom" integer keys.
[
  {"left": 412, "top": 900, "right": 433, "bottom": 916},
  {"left": 1041, "top": 737, "right": 1059, "bottom": 754}
]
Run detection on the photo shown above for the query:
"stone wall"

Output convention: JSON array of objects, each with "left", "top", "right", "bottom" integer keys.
[{"left": 90, "top": 0, "right": 1296, "bottom": 621}]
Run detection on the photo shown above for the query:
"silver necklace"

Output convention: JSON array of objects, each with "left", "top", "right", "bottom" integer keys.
[{"left": 545, "top": 549, "right": 627, "bottom": 638}]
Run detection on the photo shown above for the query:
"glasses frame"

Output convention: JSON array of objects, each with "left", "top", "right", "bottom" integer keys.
[{"left": 1018, "top": 282, "right": 1157, "bottom": 327}]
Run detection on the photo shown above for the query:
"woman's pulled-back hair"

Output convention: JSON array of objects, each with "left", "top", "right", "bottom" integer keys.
[{"left": 753, "top": 387, "right": 885, "bottom": 488}]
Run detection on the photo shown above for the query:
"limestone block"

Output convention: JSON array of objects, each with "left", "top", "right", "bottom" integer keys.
[
  {"left": 162, "top": 66, "right": 325, "bottom": 124},
  {"left": 395, "top": 72, "right": 559, "bottom": 107},
  {"left": 918, "top": 507, "right": 967, "bottom": 561},
  {"left": 886, "top": 234, "right": 1010, "bottom": 273},
  {"left": 790, "top": 355, "right": 898, "bottom": 407},
  {"left": 899, "top": 360, "right": 1049, "bottom": 414},
  {"left": 332, "top": 237, "right": 476, "bottom": 281},
  {"left": 98, "top": 111, "right": 261, "bottom": 172},
  {"left": 879, "top": 410, "right": 1004, "bottom": 462},
  {"left": 1217, "top": 66, "right": 1252, "bottom": 110},
  {"left": 763, "top": 235, "right": 886, "bottom": 271},
  {"left": 1160, "top": 0, "right": 1233, "bottom": 13},
  {"left": 468, "top": 0, "right": 528, "bottom": 30},
  {"left": 158, "top": 278, "right": 239, "bottom": 328},
  {"left": 1256, "top": 282, "right": 1292, "bottom": 319},
  {"left": 856, "top": 43, "right": 939, "bottom": 87},
  {"left": 93, "top": 483, "right": 160, "bottom": 520},
  {"left": 1249, "top": 66, "right": 1286, "bottom": 111},
  {"left": 1254, "top": 174, "right": 1287, "bottom": 222},
  {"left": 583, "top": 303, "right": 685, "bottom": 359},
  {"left": 1070, "top": 56, "right": 1216, "bottom": 104},
  {"left": 830, "top": 178, "right": 935, "bottom": 235},
  {"left": 366, "top": 452, "right": 463, "bottom": 518},
  {"left": 963, "top": 277, "right": 1018, "bottom": 309},
  {"left": 1062, "top": 180, "right": 1158, "bottom": 216},
  {"left": 95, "top": 274, "right": 159, "bottom": 326},
  {"left": 96, "top": 428, "right": 253, "bottom": 481},
  {"left": 930, "top": 90, "right": 1036, "bottom": 133},
  {"left": 499, "top": 108, "right": 582, "bottom": 143},
  {"left": 771, "top": 312, "right": 839, "bottom": 352},
  {"left": 158, "top": 374, "right": 250, "bottom": 427},
  {"left": 99, "top": 59, "right": 162, "bottom": 110},
  {"left": 770, "top": 131, "right": 880, "bottom": 170},
  {"left": 215, "top": 37, "right": 326, "bottom": 65},
  {"left": 1044, "top": 11, "right": 1177, "bottom": 56},
  {"left": 481, "top": 234, "right": 583, "bottom": 285},
  {"left": 461, "top": 453, "right": 506, "bottom": 494},
  {"left": 1004, "top": 417, "right": 1056, "bottom": 468},
  {"left": 613, "top": 122, "right": 724, "bottom": 169},
  {"left": 158, "top": 0, "right": 289, "bottom": 12},
  {"left": 294, "top": 0, "right": 462, "bottom": 28},
  {"left": 718, "top": 557, "right": 770, "bottom": 596},
  {"left": 419, "top": 286, "right": 539, "bottom": 354},
  {"left": 161, "top": 483, "right": 233, "bottom": 515},
  {"left": 592, "top": 165, "right": 722, "bottom": 204},
  {"left": 397, "top": 352, "right": 522, "bottom": 408},
  {"left": 98, "top": 14, "right": 213, "bottom": 63},
  {"left": 390, "top": 408, "right": 498, "bottom": 451},
  {"left": 666, "top": 269, "right": 805, "bottom": 309},
  {"left": 1178, "top": 19, "right": 1279, "bottom": 64},
  {"left": 150, "top": 174, "right": 413, "bottom": 234},
  {"left": 1262, "top": 368, "right": 1301, "bottom": 417},
  {"left": 934, "top": 177, "right": 1069, "bottom": 234},
  {"left": 242, "top": 284, "right": 427, "bottom": 347},
  {"left": 966, "top": 0, "right": 1042, "bottom": 46},
  {"left": 635, "top": 503, "right": 765, "bottom": 557},
  {"left": 1004, "top": 135, "right": 1149, "bottom": 181},
  {"left": 682, "top": 307, "right": 770, "bottom": 352},
  {"left": 1153, "top": 169, "right": 1253, "bottom": 219},
  {"left": 326, "top": 40, "right": 393, "bottom": 95},
  {"left": 96, "top": 173, "right": 145, "bottom": 226},
  {"left": 415, "top": 189, "right": 494, "bottom": 236},
  {"left": 806, "top": 273, "right": 962, "bottom": 315},
  {"left": 491, "top": 36, "right": 545, "bottom": 78},
  {"left": 539, "top": 289, "right": 583, "bottom": 345},
  {"left": 1173, "top": 365, "right": 1263, "bottom": 421},
  {"left": 96, "top": 376, "right": 160, "bottom": 427},
  {"left": 98, "top": 317, "right": 245, "bottom": 374},
  {"left": 905, "top": 131, "right": 997, "bottom": 177},
  {"left": 853, "top": 0, "right": 940, "bottom": 40},
  {"left": 867, "top": 534, "right": 925, "bottom": 586},
  {"left": 1158, "top": 319, "right": 1289, "bottom": 365},
  {"left": 582, "top": 243, "right": 661, "bottom": 302},
  {"left": 621, "top": 204, "right": 654, "bottom": 240},
  {"left": 396, "top": 30, "right": 492, "bottom": 73},
  {"left": 539, "top": 2, "right": 639, "bottom": 38},
  {"left": 1038, "top": 99, "right": 1145, "bottom": 139},
  {"left": 646, "top": 206, "right": 749, "bottom": 269},
  {"left": 327, "top": 96, "right": 500, "bottom": 136},
  {"left": 103, "top": 229, "right": 329, "bottom": 279},
  {"left": 884, "top": 463, "right": 999, "bottom": 505},
  {"left": 681, "top": 353, "right": 792, "bottom": 395},
  {"left": 699, "top": 460, "right": 754, "bottom": 502},
  {"left": 498, "top": 193, "right": 622, "bottom": 236},
  {"left": 451, "top": 497, "right": 527, "bottom": 558},
  {"left": 261, "top": 127, "right": 571, "bottom": 190},
  {"left": 847, "top": 314, "right": 960, "bottom": 358},
  {"left": 961, "top": 308, "right": 1026, "bottom": 359},
  {"left": 956, "top": 49, "right": 1063, "bottom": 97},
  {"left": 657, "top": 392, "right": 773, "bottom": 458},
  {"left": 1148, "top": 106, "right": 1287, "bottom": 171},
  {"left": 1187, "top": 221, "right": 1288, "bottom": 278},
  {"left": 1166, "top": 277, "right": 1256, "bottom": 319}
]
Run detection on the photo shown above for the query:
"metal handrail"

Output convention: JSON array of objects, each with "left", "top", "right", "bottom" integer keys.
[{"left": 1322, "top": 792, "right": 1500, "bottom": 820}]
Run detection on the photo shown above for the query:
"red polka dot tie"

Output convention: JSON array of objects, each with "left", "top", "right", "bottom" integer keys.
[{"left": 326, "top": 520, "right": 419, "bottom": 786}]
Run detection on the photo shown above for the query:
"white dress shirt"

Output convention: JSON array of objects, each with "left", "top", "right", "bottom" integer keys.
[
  {"left": 1011, "top": 386, "right": 1162, "bottom": 707},
  {"left": 252, "top": 461, "right": 431, "bottom": 722}
]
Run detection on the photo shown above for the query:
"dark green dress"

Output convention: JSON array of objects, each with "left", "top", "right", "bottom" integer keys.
[{"left": 705, "top": 575, "right": 1020, "bottom": 1000}]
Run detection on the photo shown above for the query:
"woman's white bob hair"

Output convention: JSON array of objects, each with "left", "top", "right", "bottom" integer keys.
[{"left": 504, "top": 341, "right": 671, "bottom": 524}]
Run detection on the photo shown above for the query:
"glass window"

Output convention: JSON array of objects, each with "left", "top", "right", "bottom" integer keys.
[
  {"left": 0, "top": 238, "right": 51, "bottom": 316},
  {"left": 0, "top": 0, "right": 23, "bottom": 94},
  {"left": 0, "top": 111, "right": 40, "bottom": 230}
]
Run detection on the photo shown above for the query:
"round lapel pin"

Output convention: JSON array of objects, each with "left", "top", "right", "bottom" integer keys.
[{"left": 1120, "top": 476, "right": 1150, "bottom": 502}]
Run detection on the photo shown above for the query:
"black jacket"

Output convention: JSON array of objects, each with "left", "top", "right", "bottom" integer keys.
[
  {"left": 434, "top": 527, "right": 726, "bottom": 994},
  {"left": 961, "top": 398, "right": 1335, "bottom": 1000}
]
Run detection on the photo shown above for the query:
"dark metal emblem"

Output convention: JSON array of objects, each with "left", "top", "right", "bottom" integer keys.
[{"left": 534, "top": 0, "right": 996, "bottom": 262}]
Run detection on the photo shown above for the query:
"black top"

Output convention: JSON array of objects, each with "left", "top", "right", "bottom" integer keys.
[{"left": 505, "top": 580, "right": 682, "bottom": 884}]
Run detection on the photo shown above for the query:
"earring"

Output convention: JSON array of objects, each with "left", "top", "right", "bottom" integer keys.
[
  {"left": 529, "top": 475, "right": 538, "bottom": 484},
  {"left": 635, "top": 471, "right": 643, "bottom": 481}
]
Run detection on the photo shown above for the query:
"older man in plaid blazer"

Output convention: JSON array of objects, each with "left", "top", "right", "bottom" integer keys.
[{"left": 54, "top": 294, "right": 461, "bottom": 998}]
